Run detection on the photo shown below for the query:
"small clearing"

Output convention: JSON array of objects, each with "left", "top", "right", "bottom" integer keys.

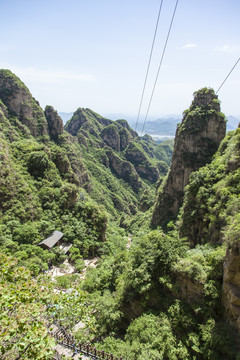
[
  {"left": 47, "top": 257, "right": 99, "bottom": 281},
  {"left": 126, "top": 234, "right": 132, "bottom": 249}
]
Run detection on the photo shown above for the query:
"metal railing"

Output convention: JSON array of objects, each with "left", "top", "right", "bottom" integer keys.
[{"left": 51, "top": 322, "right": 123, "bottom": 360}]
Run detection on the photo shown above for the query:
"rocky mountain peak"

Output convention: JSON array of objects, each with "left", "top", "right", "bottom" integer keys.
[
  {"left": 191, "top": 87, "right": 220, "bottom": 110},
  {"left": 152, "top": 88, "right": 226, "bottom": 227},
  {"left": 0, "top": 69, "right": 48, "bottom": 137}
]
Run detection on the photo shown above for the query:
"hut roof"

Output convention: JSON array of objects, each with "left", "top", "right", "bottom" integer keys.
[{"left": 39, "top": 231, "right": 63, "bottom": 249}]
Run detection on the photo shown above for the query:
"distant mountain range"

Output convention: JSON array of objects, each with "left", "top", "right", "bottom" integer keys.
[{"left": 59, "top": 112, "right": 240, "bottom": 138}]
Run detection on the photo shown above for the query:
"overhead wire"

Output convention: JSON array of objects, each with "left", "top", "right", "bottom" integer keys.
[
  {"left": 204, "top": 57, "right": 240, "bottom": 109},
  {"left": 216, "top": 57, "right": 240, "bottom": 95},
  {"left": 136, "top": 1, "right": 239, "bottom": 137},
  {"left": 141, "top": 0, "right": 179, "bottom": 136},
  {"left": 135, "top": 0, "right": 164, "bottom": 132}
]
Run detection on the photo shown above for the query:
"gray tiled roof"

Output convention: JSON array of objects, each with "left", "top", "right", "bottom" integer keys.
[{"left": 39, "top": 231, "right": 63, "bottom": 249}]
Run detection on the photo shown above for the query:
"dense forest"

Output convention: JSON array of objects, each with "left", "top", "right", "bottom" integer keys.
[{"left": 1, "top": 70, "right": 240, "bottom": 359}]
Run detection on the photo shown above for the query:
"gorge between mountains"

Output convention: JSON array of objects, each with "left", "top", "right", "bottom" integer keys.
[{"left": 1, "top": 69, "right": 240, "bottom": 359}]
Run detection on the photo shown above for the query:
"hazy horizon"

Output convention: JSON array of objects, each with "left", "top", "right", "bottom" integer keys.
[{"left": 1, "top": 0, "right": 239, "bottom": 120}]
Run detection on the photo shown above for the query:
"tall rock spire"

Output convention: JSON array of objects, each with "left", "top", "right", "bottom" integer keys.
[{"left": 151, "top": 88, "right": 226, "bottom": 227}]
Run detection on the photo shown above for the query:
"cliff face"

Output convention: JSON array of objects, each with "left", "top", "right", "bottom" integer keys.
[
  {"left": 0, "top": 69, "right": 49, "bottom": 137},
  {"left": 44, "top": 105, "right": 64, "bottom": 141},
  {"left": 101, "top": 124, "right": 121, "bottom": 152},
  {"left": 223, "top": 249, "right": 240, "bottom": 331},
  {"left": 152, "top": 88, "right": 226, "bottom": 227},
  {"left": 64, "top": 107, "right": 164, "bottom": 193}
]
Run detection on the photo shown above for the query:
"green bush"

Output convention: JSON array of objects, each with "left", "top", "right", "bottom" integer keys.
[
  {"left": 74, "top": 258, "right": 85, "bottom": 272},
  {"left": 27, "top": 151, "right": 49, "bottom": 178},
  {"left": 12, "top": 224, "right": 39, "bottom": 245}
]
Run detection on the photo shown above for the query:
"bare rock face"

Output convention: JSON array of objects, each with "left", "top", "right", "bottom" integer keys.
[
  {"left": 44, "top": 105, "right": 63, "bottom": 141},
  {"left": 106, "top": 150, "right": 142, "bottom": 192},
  {"left": 101, "top": 124, "right": 120, "bottom": 151},
  {"left": 152, "top": 88, "right": 226, "bottom": 227},
  {"left": 175, "top": 275, "right": 204, "bottom": 305},
  {"left": 0, "top": 69, "right": 48, "bottom": 137},
  {"left": 119, "top": 127, "right": 132, "bottom": 151},
  {"left": 125, "top": 141, "right": 160, "bottom": 183},
  {"left": 223, "top": 249, "right": 240, "bottom": 331}
]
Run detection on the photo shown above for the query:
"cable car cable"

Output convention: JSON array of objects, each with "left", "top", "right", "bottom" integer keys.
[
  {"left": 141, "top": 0, "right": 179, "bottom": 136},
  {"left": 135, "top": 0, "right": 164, "bottom": 132},
  {"left": 216, "top": 57, "right": 240, "bottom": 94}
]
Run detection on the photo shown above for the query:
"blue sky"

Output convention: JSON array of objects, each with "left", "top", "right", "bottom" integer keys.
[{"left": 1, "top": 0, "right": 240, "bottom": 120}]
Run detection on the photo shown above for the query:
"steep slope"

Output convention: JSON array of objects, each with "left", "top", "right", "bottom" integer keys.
[
  {"left": 81, "top": 115, "right": 240, "bottom": 359},
  {"left": 65, "top": 107, "right": 173, "bottom": 214},
  {"left": 0, "top": 69, "right": 173, "bottom": 274},
  {"left": 177, "top": 126, "right": 240, "bottom": 331},
  {"left": 152, "top": 88, "right": 226, "bottom": 227},
  {"left": 0, "top": 69, "right": 49, "bottom": 137}
]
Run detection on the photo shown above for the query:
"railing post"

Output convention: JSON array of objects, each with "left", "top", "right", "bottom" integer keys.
[
  {"left": 102, "top": 350, "right": 105, "bottom": 358},
  {"left": 111, "top": 354, "right": 113, "bottom": 360}
]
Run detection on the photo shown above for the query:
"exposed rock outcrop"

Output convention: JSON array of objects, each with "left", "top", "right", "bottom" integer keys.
[
  {"left": 64, "top": 108, "right": 161, "bottom": 190},
  {"left": 0, "top": 69, "right": 48, "bottom": 137},
  {"left": 125, "top": 141, "right": 159, "bottom": 183},
  {"left": 45, "top": 105, "right": 63, "bottom": 141},
  {"left": 101, "top": 124, "right": 120, "bottom": 151},
  {"left": 152, "top": 88, "right": 226, "bottom": 227},
  {"left": 223, "top": 249, "right": 240, "bottom": 331},
  {"left": 106, "top": 150, "right": 142, "bottom": 192},
  {"left": 119, "top": 127, "right": 132, "bottom": 151}
]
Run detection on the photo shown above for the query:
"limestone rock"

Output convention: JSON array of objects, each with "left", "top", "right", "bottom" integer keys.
[
  {"left": 125, "top": 141, "right": 159, "bottom": 183},
  {"left": 119, "top": 127, "right": 132, "bottom": 151},
  {"left": 45, "top": 106, "right": 63, "bottom": 141},
  {"left": 152, "top": 88, "right": 226, "bottom": 227},
  {"left": 223, "top": 249, "right": 240, "bottom": 331},
  {"left": 0, "top": 69, "right": 48, "bottom": 137},
  {"left": 175, "top": 275, "right": 204, "bottom": 305},
  {"left": 125, "top": 141, "right": 148, "bottom": 164},
  {"left": 101, "top": 124, "right": 120, "bottom": 151},
  {"left": 135, "top": 164, "right": 159, "bottom": 183},
  {"left": 106, "top": 150, "right": 142, "bottom": 192}
]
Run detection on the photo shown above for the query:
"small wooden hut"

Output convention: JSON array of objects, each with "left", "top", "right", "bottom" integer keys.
[{"left": 38, "top": 231, "right": 64, "bottom": 250}]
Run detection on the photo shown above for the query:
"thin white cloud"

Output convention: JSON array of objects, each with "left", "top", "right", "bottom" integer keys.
[
  {"left": 214, "top": 45, "right": 240, "bottom": 53},
  {"left": 0, "top": 65, "right": 94, "bottom": 83},
  {"left": 177, "top": 43, "right": 197, "bottom": 50}
]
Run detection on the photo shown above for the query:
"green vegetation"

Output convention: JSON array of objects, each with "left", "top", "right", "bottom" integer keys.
[
  {"left": 0, "top": 253, "right": 95, "bottom": 359},
  {"left": 0, "top": 125, "right": 108, "bottom": 272},
  {"left": 81, "top": 228, "right": 236, "bottom": 359},
  {"left": 1, "top": 72, "right": 239, "bottom": 359},
  {"left": 179, "top": 128, "right": 240, "bottom": 249}
]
